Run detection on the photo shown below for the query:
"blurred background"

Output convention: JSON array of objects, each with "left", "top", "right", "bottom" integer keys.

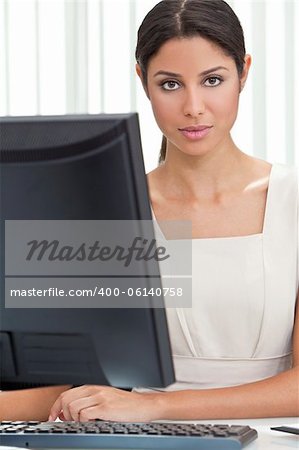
[{"left": 0, "top": 0, "right": 298, "bottom": 172}]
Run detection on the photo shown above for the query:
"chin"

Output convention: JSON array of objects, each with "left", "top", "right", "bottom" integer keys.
[{"left": 175, "top": 143, "right": 211, "bottom": 158}]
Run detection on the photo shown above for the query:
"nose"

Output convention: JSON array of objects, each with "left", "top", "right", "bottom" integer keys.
[{"left": 183, "top": 87, "right": 205, "bottom": 117}]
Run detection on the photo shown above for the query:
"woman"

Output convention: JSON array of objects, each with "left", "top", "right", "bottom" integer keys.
[{"left": 2, "top": 0, "right": 298, "bottom": 422}]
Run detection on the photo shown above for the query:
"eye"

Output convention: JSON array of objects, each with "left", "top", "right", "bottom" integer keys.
[
  {"left": 204, "top": 76, "right": 223, "bottom": 87},
  {"left": 161, "top": 80, "right": 181, "bottom": 91}
]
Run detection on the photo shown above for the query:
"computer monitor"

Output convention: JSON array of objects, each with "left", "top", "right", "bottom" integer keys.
[{"left": 0, "top": 113, "right": 175, "bottom": 390}]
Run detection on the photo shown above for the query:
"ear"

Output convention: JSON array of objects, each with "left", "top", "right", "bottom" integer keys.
[
  {"left": 136, "top": 63, "right": 150, "bottom": 99},
  {"left": 239, "top": 54, "right": 252, "bottom": 92}
]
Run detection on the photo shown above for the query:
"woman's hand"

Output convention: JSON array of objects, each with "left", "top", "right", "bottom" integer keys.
[{"left": 48, "top": 385, "right": 165, "bottom": 422}]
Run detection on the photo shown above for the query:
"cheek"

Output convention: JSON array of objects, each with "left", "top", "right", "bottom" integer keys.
[
  {"left": 210, "top": 87, "right": 240, "bottom": 125},
  {"left": 149, "top": 94, "right": 178, "bottom": 130}
]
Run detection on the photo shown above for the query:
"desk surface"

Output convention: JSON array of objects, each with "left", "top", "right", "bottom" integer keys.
[
  {"left": 1, "top": 417, "right": 298, "bottom": 450},
  {"left": 196, "top": 417, "right": 299, "bottom": 449}
]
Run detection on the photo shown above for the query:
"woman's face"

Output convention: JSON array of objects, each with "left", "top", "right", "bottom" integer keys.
[{"left": 138, "top": 36, "right": 250, "bottom": 158}]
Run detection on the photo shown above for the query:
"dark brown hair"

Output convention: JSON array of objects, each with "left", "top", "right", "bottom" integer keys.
[{"left": 135, "top": 0, "right": 246, "bottom": 164}]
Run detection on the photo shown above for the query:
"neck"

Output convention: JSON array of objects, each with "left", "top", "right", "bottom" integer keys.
[{"left": 160, "top": 137, "right": 249, "bottom": 201}]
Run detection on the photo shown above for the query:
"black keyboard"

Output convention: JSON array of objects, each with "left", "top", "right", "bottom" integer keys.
[{"left": 0, "top": 420, "right": 257, "bottom": 449}]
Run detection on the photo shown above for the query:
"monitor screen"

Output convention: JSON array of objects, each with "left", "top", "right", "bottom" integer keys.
[{"left": 0, "top": 113, "right": 175, "bottom": 390}]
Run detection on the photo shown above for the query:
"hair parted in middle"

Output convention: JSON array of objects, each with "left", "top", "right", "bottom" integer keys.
[{"left": 135, "top": 0, "right": 247, "bottom": 164}]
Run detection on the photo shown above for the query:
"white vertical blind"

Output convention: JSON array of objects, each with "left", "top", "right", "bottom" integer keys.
[
  {"left": 64, "top": 0, "right": 88, "bottom": 112},
  {"left": 283, "top": 0, "right": 295, "bottom": 165},
  {"left": 294, "top": 0, "right": 299, "bottom": 166},
  {"left": 87, "top": 0, "right": 102, "bottom": 112},
  {"left": 101, "top": 0, "right": 132, "bottom": 112},
  {"left": 251, "top": 0, "right": 267, "bottom": 160},
  {"left": 0, "top": 0, "right": 298, "bottom": 172},
  {"left": 230, "top": 0, "right": 254, "bottom": 157},
  {"left": 4, "top": 0, "right": 38, "bottom": 115},
  {"left": 0, "top": 0, "right": 8, "bottom": 116},
  {"left": 265, "top": 1, "right": 286, "bottom": 163},
  {"left": 38, "top": 0, "right": 66, "bottom": 114}
]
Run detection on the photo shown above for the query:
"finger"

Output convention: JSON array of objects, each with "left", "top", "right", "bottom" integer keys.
[
  {"left": 68, "top": 397, "right": 100, "bottom": 421},
  {"left": 49, "top": 393, "right": 74, "bottom": 421},
  {"left": 49, "top": 386, "right": 88, "bottom": 421},
  {"left": 58, "top": 411, "right": 66, "bottom": 421},
  {"left": 58, "top": 399, "right": 73, "bottom": 422},
  {"left": 79, "top": 405, "right": 106, "bottom": 422},
  {"left": 48, "top": 396, "right": 63, "bottom": 421}
]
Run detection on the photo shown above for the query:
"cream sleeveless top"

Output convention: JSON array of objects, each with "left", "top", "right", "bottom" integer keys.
[{"left": 137, "top": 163, "right": 298, "bottom": 391}]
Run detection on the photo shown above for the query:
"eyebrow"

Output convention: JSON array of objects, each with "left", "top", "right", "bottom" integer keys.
[{"left": 154, "top": 66, "right": 229, "bottom": 77}]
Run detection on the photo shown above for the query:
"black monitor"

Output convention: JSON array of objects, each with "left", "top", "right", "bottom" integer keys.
[{"left": 0, "top": 113, "right": 175, "bottom": 390}]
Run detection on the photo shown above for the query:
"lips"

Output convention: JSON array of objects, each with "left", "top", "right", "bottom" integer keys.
[
  {"left": 178, "top": 125, "right": 213, "bottom": 140},
  {"left": 179, "top": 125, "right": 212, "bottom": 132}
]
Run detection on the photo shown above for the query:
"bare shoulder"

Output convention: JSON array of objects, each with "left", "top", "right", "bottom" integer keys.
[
  {"left": 146, "top": 166, "right": 176, "bottom": 221},
  {"left": 241, "top": 155, "right": 273, "bottom": 192},
  {"left": 146, "top": 166, "right": 165, "bottom": 204},
  {"left": 147, "top": 166, "right": 163, "bottom": 185},
  {"left": 250, "top": 156, "right": 272, "bottom": 176}
]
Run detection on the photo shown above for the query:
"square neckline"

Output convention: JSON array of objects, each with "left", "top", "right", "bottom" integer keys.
[{"left": 151, "top": 163, "right": 275, "bottom": 241}]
